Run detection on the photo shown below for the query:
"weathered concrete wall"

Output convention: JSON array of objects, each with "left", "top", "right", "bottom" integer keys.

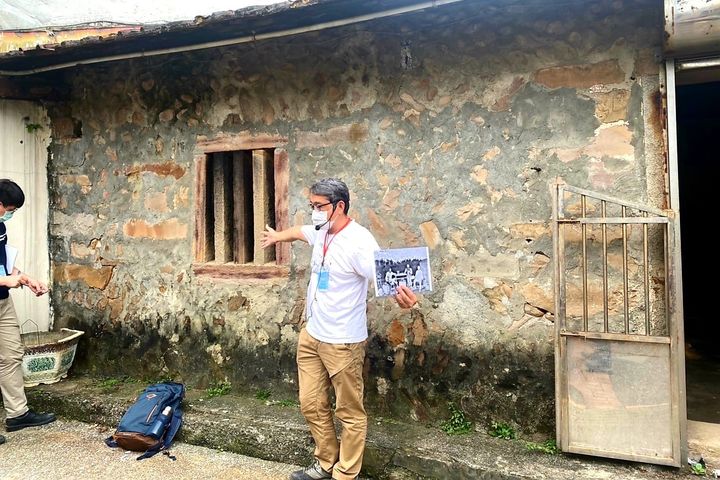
[{"left": 45, "top": 0, "right": 665, "bottom": 433}]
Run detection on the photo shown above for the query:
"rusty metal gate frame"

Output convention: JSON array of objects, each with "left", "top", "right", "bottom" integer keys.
[{"left": 553, "top": 181, "right": 685, "bottom": 466}]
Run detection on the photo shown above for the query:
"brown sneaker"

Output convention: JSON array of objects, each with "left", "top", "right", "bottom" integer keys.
[{"left": 289, "top": 461, "right": 332, "bottom": 480}]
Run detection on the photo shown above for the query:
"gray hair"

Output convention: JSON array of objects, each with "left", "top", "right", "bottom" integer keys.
[{"left": 310, "top": 178, "right": 350, "bottom": 214}]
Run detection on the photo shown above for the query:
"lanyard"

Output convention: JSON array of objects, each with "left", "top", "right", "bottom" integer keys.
[{"left": 321, "top": 218, "right": 352, "bottom": 265}]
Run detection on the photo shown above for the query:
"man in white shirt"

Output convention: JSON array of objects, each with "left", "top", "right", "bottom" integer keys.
[
  {"left": 413, "top": 266, "right": 425, "bottom": 290},
  {"left": 261, "top": 178, "right": 416, "bottom": 480}
]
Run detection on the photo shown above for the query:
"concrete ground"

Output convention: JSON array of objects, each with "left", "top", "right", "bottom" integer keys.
[
  {"left": 10, "top": 376, "right": 717, "bottom": 479},
  {"left": 0, "top": 419, "right": 299, "bottom": 480}
]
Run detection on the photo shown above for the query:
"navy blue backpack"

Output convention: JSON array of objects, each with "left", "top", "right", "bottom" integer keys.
[{"left": 105, "top": 382, "right": 185, "bottom": 460}]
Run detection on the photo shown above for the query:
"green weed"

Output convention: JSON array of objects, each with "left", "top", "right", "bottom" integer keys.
[
  {"left": 488, "top": 421, "right": 516, "bottom": 440},
  {"left": 206, "top": 381, "right": 232, "bottom": 398},
  {"left": 690, "top": 462, "right": 706, "bottom": 476},
  {"left": 255, "top": 389, "right": 272, "bottom": 401},
  {"left": 97, "top": 378, "right": 122, "bottom": 390},
  {"left": 440, "top": 402, "right": 473, "bottom": 435},
  {"left": 524, "top": 439, "right": 559, "bottom": 454}
]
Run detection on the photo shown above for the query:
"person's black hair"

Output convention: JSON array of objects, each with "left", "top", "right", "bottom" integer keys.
[
  {"left": 310, "top": 178, "right": 350, "bottom": 214},
  {"left": 0, "top": 179, "right": 25, "bottom": 209}
]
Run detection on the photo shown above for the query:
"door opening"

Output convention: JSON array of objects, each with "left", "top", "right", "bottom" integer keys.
[{"left": 676, "top": 80, "right": 720, "bottom": 425}]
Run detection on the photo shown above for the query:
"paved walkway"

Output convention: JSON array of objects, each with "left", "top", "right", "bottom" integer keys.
[
  {"left": 16, "top": 377, "right": 713, "bottom": 479},
  {"left": 0, "top": 419, "right": 299, "bottom": 480}
]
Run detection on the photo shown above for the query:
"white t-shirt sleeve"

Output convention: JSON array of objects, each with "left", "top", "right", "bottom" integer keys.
[
  {"left": 300, "top": 225, "right": 318, "bottom": 245},
  {"left": 350, "top": 232, "right": 380, "bottom": 281}
]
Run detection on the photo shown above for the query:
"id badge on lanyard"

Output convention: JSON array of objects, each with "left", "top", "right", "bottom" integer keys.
[
  {"left": 316, "top": 218, "right": 351, "bottom": 293},
  {"left": 317, "top": 266, "right": 330, "bottom": 291}
]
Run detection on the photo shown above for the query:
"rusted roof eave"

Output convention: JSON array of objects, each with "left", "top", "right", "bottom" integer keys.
[{"left": 0, "top": 0, "right": 465, "bottom": 76}]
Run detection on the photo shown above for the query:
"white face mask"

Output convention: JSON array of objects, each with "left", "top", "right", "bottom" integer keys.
[
  {"left": 312, "top": 210, "right": 331, "bottom": 231},
  {"left": 0, "top": 211, "right": 14, "bottom": 223}
]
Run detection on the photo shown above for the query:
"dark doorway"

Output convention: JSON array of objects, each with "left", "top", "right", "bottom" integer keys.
[{"left": 677, "top": 80, "right": 720, "bottom": 423}]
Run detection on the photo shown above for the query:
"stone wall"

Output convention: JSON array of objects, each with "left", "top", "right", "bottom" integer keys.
[{"left": 45, "top": 0, "right": 665, "bottom": 433}]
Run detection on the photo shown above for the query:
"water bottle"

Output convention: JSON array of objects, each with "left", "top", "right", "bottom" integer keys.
[{"left": 147, "top": 406, "right": 172, "bottom": 439}]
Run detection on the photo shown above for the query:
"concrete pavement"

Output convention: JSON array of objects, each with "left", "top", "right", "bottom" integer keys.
[
  {"left": 13, "top": 377, "right": 712, "bottom": 479},
  {"left": 0, "top": 418, "right": 299, "bottom": 480}
]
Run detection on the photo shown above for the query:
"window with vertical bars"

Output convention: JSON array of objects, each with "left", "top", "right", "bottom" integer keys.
[{"left": 193, "top": 147, "right": 290, "bottom": 278}]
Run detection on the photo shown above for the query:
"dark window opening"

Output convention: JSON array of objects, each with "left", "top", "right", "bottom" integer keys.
[{"left": 201, "top": 148, "right": 277, "bottom": 265}]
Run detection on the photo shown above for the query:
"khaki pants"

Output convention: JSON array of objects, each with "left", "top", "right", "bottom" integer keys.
[
  {"left": 0, "top": 297, "right": 28, "bottom": 419},
  {"left": 297, "top": 328, "right": 367, "bottom": 480}
]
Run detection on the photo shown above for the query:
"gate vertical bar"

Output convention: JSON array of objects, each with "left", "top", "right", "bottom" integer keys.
[
  {"left": 622, "top": 205, "right": 630, "bottom": 333},
  {"left": 553, "top": 180, "right": 568, "bottom": 450},
  {"left": 665, "top": 58, "right": 687, "bottom": 465},
  {"left": 582, "top": 195, "right": 588, "bottom": 331},
  {"left": 668, "top": 217, "right": 684, "bottom": 466},
  {"left": 643, "top": 212, "right": 651, "bottom": 335},
  {"left": 602, "top": 200, "right": 609, "bottom": 333}
]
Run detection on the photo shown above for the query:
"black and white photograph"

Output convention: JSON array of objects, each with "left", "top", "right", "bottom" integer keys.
[{"left": 373, "top": 246, "right": 432, "bottom": 297}]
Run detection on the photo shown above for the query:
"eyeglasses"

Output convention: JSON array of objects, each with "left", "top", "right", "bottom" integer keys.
[{"left": 309, "top": 201, "right": 333, "bottom": 212}]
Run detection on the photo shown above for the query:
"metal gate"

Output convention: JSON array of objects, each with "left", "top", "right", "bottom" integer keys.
[{"left": 553, "top": 182, "right": 685, "bottom": 466}]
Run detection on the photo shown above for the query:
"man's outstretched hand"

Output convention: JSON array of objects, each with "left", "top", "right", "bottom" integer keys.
[{"left": 260, "top": 224, "right": 279, "bottom": 249}]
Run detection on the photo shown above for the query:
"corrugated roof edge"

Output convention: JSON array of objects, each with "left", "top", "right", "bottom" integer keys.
[
  {"left": 0, "top": 1, "right": 301, "bottom": 59},
  {"left": 0, "top": 0, "right": 465, "bottom": 74}
]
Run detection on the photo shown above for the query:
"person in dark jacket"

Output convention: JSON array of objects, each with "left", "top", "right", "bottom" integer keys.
[{"left": 0, "top": 179, "right": 56, "bottom": 445}]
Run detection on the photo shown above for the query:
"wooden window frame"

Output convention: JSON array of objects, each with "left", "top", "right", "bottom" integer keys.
[{"left": 193, "top": 133, "right": 290, "bottom": 280}]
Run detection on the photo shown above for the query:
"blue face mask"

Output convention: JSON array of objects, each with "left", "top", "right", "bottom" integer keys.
[{"left": 0, "top": 211, "right": 14, "bottom": 223}]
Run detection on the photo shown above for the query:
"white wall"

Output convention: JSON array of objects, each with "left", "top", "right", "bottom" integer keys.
[{"left": 0, "top": 99, "right": 51, "bottom": 332}]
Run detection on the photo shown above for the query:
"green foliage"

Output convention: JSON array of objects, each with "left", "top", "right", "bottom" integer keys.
[
  {"left": 255, "top": 389, "right": 272, "bottom": 401},
  {"left": 25, "top": 123, "right": 43, "bottom": 133},
  {"left": 488, "top": 421, "right": 516, "bottom": 440},
  {"left": 690, "top": 462, "right": 706, "bottom": 476},
  {"left": 206, "top": 381, "right": 231, "bottom": 398},
  {"left": 440, "top": 402, "right": 473, "bottom": 435},
  {"left": 524, "top": 439, "right": 559, "bottom": 455},
  {"left": 97, "top": 378, "right": 122, "bottom": 389}
]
